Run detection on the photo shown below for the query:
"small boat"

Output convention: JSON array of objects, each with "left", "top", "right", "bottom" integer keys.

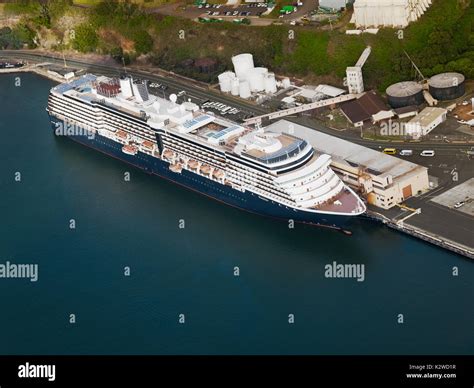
[
  {"left": 116, "top": 130, "right": 129, "bottom": 140},
  {"left": 122, "top": 144, "right": 138, "bottom": 155},
  {"left": 162, "top": 149, "right": 175, "bottom": 160},
  {"left": 188, "top": 160, "right": 199, "bottom": 170},
  {"left": 170, "top": 163, "right": 183, "bottom": 173},
  {"left": 213, "top": 169, "right": 225, "bottom": 179},
  {"left": 141, "top": 140, "right": 154, "bottom": 150},
  {"left": 200, "top": 164, "right": 211, "bottom": 174}
]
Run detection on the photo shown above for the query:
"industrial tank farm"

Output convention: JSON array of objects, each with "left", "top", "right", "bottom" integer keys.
[
  {"left": 386, "top": 81, "right": 424, "bottom": 108},
  {"left": 218, "top": 53, "right": 278, "bottom": 99},
  {"left": 428, "top": 72, "right": 465, "bottom": 101}
]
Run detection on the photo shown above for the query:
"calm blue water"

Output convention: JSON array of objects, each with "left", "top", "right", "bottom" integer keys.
[{"left": 0, "top": 73, "right": 473, "bottom": 355}]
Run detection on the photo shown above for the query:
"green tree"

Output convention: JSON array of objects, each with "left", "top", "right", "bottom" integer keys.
[
  {"left": 133, "top": 30, "right": 153, "bottom": 54},
  {"left": 72, "top": 24, "right": 98, "bottom": 53}
]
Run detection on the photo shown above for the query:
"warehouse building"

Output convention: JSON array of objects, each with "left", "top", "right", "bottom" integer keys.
[
  {"left": 405, "top": 107, "right": 447, "bottom": 139},
  {"left": 340, "top": 91, "right": 387, "bottom": 127},
  {"left": 394, "top": 105, "right": 419, "bottom": 119},
  {"left": 267, "top": 120, "right": 430, "bottom": 209},
  {"left": 352, "top": 0, "right": 432, "bottom": 28}
]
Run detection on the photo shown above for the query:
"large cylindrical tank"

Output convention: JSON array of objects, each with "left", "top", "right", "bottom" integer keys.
[
  {"left": 231, "top": 53, "right": 254, "bottom": 79},
  {"left": 281, "top": 77, "right": 291, "bottom": 89},
  {"left": 264, "top": 72, "right": 277, "bottom": 94},
  {"left": 218, "top": 72, "right": 234, "bottom": 93},
  {"left": 239, "top": 80, "right": 251, "bottom": 99},
  {"left": 254, "top": 67, "right": 268, "bottom": 75},
  {"left": 247, "top": 69, "right": 265, "bottom": 92},
  {"left": 386, "top": 81, "right": 424, "bottom": 108},
  {"left": 231, "top": 78, "right": 239, "bottom": 96},
  {"left": 429, "top": 72, "right": 465, "bottom": 101}
]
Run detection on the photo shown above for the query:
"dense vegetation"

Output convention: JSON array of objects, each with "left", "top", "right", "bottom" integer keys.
[{"left": 2, "top": 0, "right": 472, "bottom": 89}]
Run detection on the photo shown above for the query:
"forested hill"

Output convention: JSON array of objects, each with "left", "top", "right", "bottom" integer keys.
[{"left": 0, "top": 0, "right": 472, "bottom": 89}]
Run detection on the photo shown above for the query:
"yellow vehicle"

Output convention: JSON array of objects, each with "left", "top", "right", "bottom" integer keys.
[{"left": 383, "top": 148, "right": 397, "bottom": 155}]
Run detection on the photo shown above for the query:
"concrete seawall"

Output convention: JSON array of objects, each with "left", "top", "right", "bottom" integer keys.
[{"left": 365, "top": 211, "right": 474, "bottom": 260}]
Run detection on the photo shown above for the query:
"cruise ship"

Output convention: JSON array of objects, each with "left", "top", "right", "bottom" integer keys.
[{"left": 46, "top": 74, "right": 366, "bottom": 230}]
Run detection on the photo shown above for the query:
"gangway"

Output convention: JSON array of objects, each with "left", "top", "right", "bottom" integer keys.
[
  {"left": 243, "top": 93, "right": 358, "bottom": 125},
  {"left": 355, "top": 46, "right": 372, "bottom": 68}
]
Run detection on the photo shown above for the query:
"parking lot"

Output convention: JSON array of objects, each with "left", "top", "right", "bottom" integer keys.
[
  {"left": 198, "top": 2, "right": 269, "bottom": 18},
  {"left": 430, "top": 178, "right": 474, "bottom": 216}
]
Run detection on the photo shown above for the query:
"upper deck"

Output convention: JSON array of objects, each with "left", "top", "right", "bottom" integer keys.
[{"left": 52, "top": 74, "right": 313, "bottom": 170}]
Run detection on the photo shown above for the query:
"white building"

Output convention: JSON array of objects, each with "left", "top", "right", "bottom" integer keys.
[
  {"left": 346, "top": 66, "right": 364, "bottom": 94},
  {"left": 352, "top": 0, "right": 433, "bottom": 28},
  {"left": 405, "top": 107, "right": 447, "bottom": 139}
]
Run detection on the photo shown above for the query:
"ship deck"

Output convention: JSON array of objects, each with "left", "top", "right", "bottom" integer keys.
[{"left": 315, "top": 189, "right": 362, "bottom": 214}]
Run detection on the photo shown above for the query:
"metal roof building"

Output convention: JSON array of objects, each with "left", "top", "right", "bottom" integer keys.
[
  {"left": 266, "top": 119, "right": 430, "bottom": 209},
  {"left": 340, "top": 91, "right": 387, "bottom": 126}
]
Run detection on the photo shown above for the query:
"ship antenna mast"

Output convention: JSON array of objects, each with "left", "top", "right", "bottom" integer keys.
[{"left": 122, "top": 56, "right": 128, "bottom": 76}]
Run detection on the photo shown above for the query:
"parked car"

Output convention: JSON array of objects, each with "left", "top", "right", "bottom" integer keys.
[
  {"left": 420, "top": 150, "right": 435, "bottom": 157},
  {"left": 453, "top": 201, "right": 465, "bottom": 209},
  {"left": 383, "top": 148, "right": 397, "bottom": 155}
]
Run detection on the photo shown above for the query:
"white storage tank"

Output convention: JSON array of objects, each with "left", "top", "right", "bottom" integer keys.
[
  {"left": 239, "top": 80, "right": 251, "bottom": 99},
  {"left": 247, "top": 69, "right": 265, "bottom": 92},
  {"left": 254, "top": 67, "right": 268, "bottom": 75},
  {"left": 264, "top": 73, "right": 277, "bottom": 94},
  {"left": 281, "top": 77, "right": 291, "bottom": 89},
  {"left": 218, "top": 72, "right": 234, "bottom": 93},
  {"left": 231, "top": 78, "right": 240, "bottom": 96},
  {"left": 232, "top": 53, "right": 255, "bottom": 79}
]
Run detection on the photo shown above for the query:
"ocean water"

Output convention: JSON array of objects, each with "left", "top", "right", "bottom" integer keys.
[{"left": 0, "top": 73, "right": 473, "bottom": 355}]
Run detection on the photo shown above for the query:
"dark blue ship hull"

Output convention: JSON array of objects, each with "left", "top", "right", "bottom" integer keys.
[{"left": 49, "top": 115, "right": 355, "bottom": 231}]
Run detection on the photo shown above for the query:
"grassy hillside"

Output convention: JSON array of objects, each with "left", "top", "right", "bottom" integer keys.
[{"left": 1, "top": 0, "right": 472, "bottom": 89}]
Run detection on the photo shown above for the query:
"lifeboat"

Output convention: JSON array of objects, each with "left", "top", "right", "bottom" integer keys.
[
  {"left": 170, "top": 163, "right": 183, "bottom": 174},
  {"left": 188, "top": 160, "right": 199, "bottom": 170},
  {"left": 162, "top": 149, "right": 175, "bottom": 160},
  {"left": 141, "top": 140, "right": 154, "bottom": 150},
  {"left": 122, "top": 144, "right": 138, "bottom": 156},
  {"left": 116, "top": 130, "right": 129, "bottom": 140},
  {"left": 213, "top": 169, "right": 225, "bottom": 179},
  {"left": 200, "top": 164, "right": 211, "bottom": 175}
]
